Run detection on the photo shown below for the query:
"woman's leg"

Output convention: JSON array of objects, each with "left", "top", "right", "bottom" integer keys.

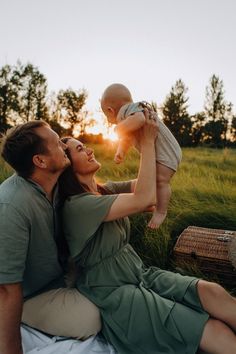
[
  {"left": 199, "top": 318, "right": 236, "bottom": 354},
  {"left": 197, "top": 280, "right": 236, "bottom": 331}
]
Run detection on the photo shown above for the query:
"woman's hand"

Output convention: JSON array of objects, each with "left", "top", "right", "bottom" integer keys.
[
  {"left": 104, "top": 109, "right": 158, "bottom": 222},
  {"left": 138, "top": 109, "right": 159, "bottom": 147}
]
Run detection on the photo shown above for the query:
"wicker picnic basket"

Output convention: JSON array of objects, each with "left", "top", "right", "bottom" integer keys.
[{"left": 173, "top": 226, "right": 236, "bottom": 286}]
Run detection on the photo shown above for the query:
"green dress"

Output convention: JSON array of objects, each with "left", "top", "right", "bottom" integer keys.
[{"left": 63, "top": 181, "right": 209, "bottom": 354}]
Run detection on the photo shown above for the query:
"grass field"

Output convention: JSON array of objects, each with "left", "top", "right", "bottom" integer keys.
[{"left": 1, "top": 144, "right": 236, "bottom": 289}]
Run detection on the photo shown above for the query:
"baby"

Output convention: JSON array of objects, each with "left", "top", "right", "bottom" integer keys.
[{"left": 101, "top": 83, "right": 182, "bottom": 229}]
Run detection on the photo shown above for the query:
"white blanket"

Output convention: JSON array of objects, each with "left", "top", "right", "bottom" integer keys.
[{"left": 21, "top": 325, "right": 116, "bottom": 354}]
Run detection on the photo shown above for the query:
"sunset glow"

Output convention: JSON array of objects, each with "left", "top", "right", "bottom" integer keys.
[{"left": 86, "top": 115, "right": 118, "bottom": 141}]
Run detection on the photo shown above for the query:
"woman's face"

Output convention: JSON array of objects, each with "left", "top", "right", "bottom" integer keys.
[{"left": 66, "top": 138, "right": 101, "bottom": 176}]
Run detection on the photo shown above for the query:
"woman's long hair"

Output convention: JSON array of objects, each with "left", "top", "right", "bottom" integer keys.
[
  {"left": 57, "top": 137, "right": 112, "bottom": 267},
  {"left": 58, "top": 137, "right": 111, "bottom": 201}
]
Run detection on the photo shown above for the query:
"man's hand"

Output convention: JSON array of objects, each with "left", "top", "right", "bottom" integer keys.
[{"left": 0, "top": 283, "right": 23, "bottom": 354}]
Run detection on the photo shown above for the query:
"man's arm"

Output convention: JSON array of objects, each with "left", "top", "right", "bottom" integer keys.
[
  {"left": 115, "top": 112, "right": 145, "bottom": 136},
  {"left": 0, "top": 283, "right": 23, "bottom": 354},
  {"left": 0, "top": 203, "right": 29, "bottom": 354}
]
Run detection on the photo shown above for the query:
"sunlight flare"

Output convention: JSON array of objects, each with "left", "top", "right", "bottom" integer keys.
[{"left": 86, "top": 115, "right": 118, "bottom": 141}]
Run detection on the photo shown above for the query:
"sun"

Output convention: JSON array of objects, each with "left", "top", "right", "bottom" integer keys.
[
  {"left": 101, "top": 127, "right": 118, "bottom": 141},
  {"left": 86, "top": 115, "right": 118, "bottom": 142}
]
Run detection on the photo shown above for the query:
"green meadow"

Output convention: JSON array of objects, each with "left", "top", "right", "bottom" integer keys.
[{"left": 1, "top": 144, "right": 236, "bottom": 289}]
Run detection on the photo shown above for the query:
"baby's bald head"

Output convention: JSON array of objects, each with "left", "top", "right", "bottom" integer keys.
[{"left": 101, "top": 83, "right": 132, "bottom": 113}]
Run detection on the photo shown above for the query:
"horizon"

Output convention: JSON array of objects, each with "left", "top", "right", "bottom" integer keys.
[{"left": 0, "top": 0, "right": 235, "bottom": 137}]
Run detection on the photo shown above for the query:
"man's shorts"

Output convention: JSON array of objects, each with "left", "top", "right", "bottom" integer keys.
[{"left": 22, "top": 288, "right": 101, "bottom": 339}]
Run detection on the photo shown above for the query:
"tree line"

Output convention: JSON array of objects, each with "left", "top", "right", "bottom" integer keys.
[
  {"left": 0, "top": 62, "right": 235, "bottom": 147},
  {"left": 0, "top": 62, "right": 95, "bottom": 138},
  {"left": 161, "top": 78, "right": 235, "bottom": 147}
]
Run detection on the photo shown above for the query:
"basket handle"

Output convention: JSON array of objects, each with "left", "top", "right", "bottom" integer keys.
[{"left": 217, "top": 236, "right": 231, "bottom": 242}]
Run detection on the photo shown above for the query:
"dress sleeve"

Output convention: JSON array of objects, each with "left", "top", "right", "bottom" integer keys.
[
  {"left": 0, "top": 203, "right": 29, "bottom": 284},
  {"left": 63, "top": 193, "right": 118, "bottom": 258},
  {"left": 104, "top": 180, "right": 132, "bottom": 194}
]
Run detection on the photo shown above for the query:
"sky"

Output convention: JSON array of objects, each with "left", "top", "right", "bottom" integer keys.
[{"left": 0, "top": 0, "right": 236, "bottom": 135}]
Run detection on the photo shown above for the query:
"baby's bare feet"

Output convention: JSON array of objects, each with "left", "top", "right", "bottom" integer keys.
[{"left": 148, "top": 211, "right": 167, "bottom": 229}]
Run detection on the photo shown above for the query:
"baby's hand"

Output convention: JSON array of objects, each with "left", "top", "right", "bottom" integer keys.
[{"left": 114, "top": 152, "right": 124, "bottom": 164}]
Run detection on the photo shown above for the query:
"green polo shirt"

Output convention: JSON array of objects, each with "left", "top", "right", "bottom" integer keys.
[{"left": 0, "top": 174, "right": 64, "bottom": 298}]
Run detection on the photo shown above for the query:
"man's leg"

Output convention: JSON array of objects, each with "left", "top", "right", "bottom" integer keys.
[{"left": 22, "top": 288, "right": 101, "bottom": 339}]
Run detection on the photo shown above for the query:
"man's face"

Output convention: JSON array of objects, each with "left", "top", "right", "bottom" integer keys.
[{"left": 36, "top": 126, "right": 70, "bottom": 174}]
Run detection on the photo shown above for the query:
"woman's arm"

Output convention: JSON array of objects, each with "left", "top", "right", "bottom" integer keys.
[
  {"left": 104, "top": 112, "right": 158, "bottom": 221},
  {"left": 129, "top": 179, "right": 154, "bottom": 212}
]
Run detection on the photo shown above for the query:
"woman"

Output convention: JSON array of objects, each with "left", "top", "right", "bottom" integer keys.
[{"left": 59, "top": 112, "right": 236, "bottom": 354}]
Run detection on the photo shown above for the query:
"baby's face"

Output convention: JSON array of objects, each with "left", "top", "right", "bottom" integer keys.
[{"left": 101, "top": 103, "right": 117, "bottom": 124}]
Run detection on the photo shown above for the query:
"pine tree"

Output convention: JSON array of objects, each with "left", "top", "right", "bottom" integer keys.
[
  {"left": 162, "top": 79, "right": 192, "bottom": 146},
  {"left": 204, "top": 75, "right": 232, "bottom": 147},
  {"left": 191, "top": 112, "right": 206, "bottom": 146}
]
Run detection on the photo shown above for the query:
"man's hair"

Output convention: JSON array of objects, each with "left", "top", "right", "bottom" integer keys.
[{"left": 1, "top": 120, "right": 50, "bottom": 178}]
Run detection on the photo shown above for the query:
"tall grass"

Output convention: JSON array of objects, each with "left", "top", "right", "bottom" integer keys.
[
  {"left": 1, "top": 144, "right": 236, "bottom": 288},
  {"left": 0, "top": 160, "right": 12, "bottom": 184},
  {"left": 96, "top": 144, "right": 236, "bottom": 289}
]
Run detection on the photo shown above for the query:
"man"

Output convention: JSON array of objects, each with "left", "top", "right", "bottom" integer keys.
[{"left": 0, "top": 121, "right": 101, "bottom": 354}]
